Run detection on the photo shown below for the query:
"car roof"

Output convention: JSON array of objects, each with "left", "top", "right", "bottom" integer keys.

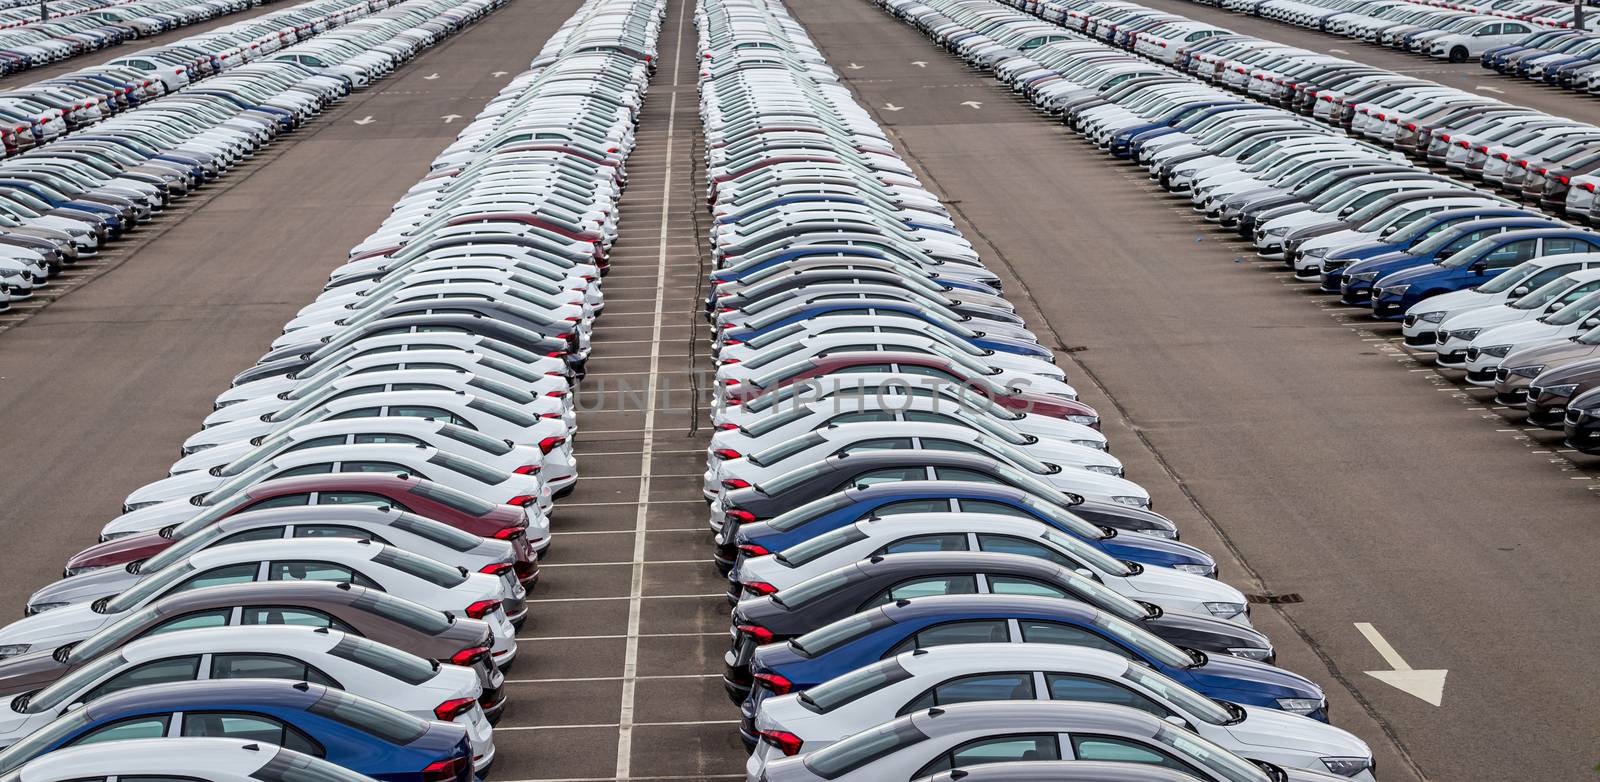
[
  {"left": 923, "top": 760, "right": 1197, "bottom": 782},
  {"left": 882, "top": 592, "right": 1098, "bottom": 623},
  {"left": 909, "top": 700, "right": 1162, "bottom": 739},
  {"left": 85, "top": 678, "right": 322, "bottom": 721}
]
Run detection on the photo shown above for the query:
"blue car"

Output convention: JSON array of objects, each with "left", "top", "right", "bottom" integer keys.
[
  {"left": 723, "top": 480, "right": 1218, "bottom": 577},
  {"left": 1370, "top": 229, "right": 1600, "bottom": 319},
  {"left": 1108, "top": 100, "right": 1242, "bottom": 158},
  {"left": 1332, "top": 219, "right": 1563, "bottom": 300},
  {"left": 733, "top": 594, "right": 1329, "bottom": 740},
  {"left": 717, "top": 299, "right": 1051, "bottom": 360},
  {"left": 0, "top": 679, "right": 473, "bottom": 781},
  {"left": 1312, "top": 206, "right": 1535, "bottom": 275}
]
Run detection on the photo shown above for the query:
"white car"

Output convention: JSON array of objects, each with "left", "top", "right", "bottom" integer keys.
[
  {"left": 0, "top": 625, "right": 494, "bottom": 766},
  {"left": 0, "top": 538, "right": 521, "bottom": 660},
  {"left": 1403, "top": 261, "right": 1600, "bottom": 350},
  {"left": 748, "top": 644, "right": 1374, "bottom": 781},
  {"left": 1432, "top": 269, "right": 1600, "bottom": 365},
  {"left": 734, "top": 513, "right": 1246, "bottom": 622},
  {"left": 216, "top": 346, "right": 572, "bottom": 412},
  {"left": 0, "top": 738, "right": 377, "bottom": 782},
  {"left": 1461, "top": 289, "right": 1600, "bottom": 383},
  {"left": 104, "top": 443, "right": 548, "bottom": 539},
  {"left": 714, "top": 320, "right": 1064, "bottom": 381},
  {"left": 1427, "top": 19, "right": 1535, "bottom": 62},
  {"left": 708, "top": 421, "right": 1148, "bottom": 507}
]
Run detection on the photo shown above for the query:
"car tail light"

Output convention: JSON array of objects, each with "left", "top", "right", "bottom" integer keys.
[
  {"left": 753, "top": 672, "right": 793, "bottom": 694},
  {"left": 742, "top": 580, "right": 778, "bottom": 596},
  {"left": 721, "top": 358, "right": 740, "bottom": 365},
  {"left": 1406, "top": 123, "right": 1417, "bottom": 131},
  {"left": 739, "top": 543, "right": 771, "bottom": 557},
  {"left": 736, "top": 624, "right": 774, "bottom": 643},
  {"left": 449, "top": 645, "right": 490, "bottom": 666},
  {"left": 722, "top": 479, "right": 751, "bottom": 490},
  {"left": 546, "top": 351, "right": 567, "bottom": 358},
  {"left": 493, "top": 526, "right": 525, "bottom": 540},
  {"left": 1583, "top": 183, "right": 1596, "bottom": 192},
  {"left": 421, "top": 756, "right": 470, "bottom": 782},
  {"left": 480, "top": 562, "right": 514, "bottom": 577},
  {"left": 434, "top": 697, "right": 476, "bottom": 721},
  {"left": 712, "top": 448, "right": 741, "bottom": 460},
  {"left": 1560, "top": 175, "right": 1574, "bottom": 185},
  {"left": 508, "top": 495, "right": 537, "bottom": 508},
  {"left": 1440, "top": 134, "right": 1451, "bottom": 142},
  {"left": 514, "top": 465, "right": 540, "bottom": 475},
  {"left": 537, "top": 436, "right": 566, "bottom": 455},
  {"left": 725, "top": 508, "right": 756, "bottom": 524},
  {"left": 756, "top": 728, "right": 803, "bottom": 756},
  {"left": 1495, "top": 153, "right": 1509, "bottom": 160},
  {"left": 716, "top": 423, "right": 739, "bottom": 431},
  {"left": 464, "top": 600, "right": 499, "bottom": 619}
]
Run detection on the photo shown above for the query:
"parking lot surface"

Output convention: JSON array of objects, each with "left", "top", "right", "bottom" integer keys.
[{"left": 0, "top": 0, "right": 1593, "bottom": 779}]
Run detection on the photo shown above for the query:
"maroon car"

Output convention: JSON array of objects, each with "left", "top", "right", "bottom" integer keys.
[
  {"left": 719, "top": 351, "right": 1099, "bottom": 426},
  {"left": 66, "top": 474, "right": 536, "bottom": 583}
]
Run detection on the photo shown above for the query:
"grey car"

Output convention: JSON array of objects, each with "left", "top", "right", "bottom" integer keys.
[
  {"left": 917, "top": 761, "right": 1209, "bottom": 782},
  {"left": 0, "top": 581, "right": 507, "bottom": 721},
  {"left": 761, "top": 701, "right": 1351, "bottom": 782}
]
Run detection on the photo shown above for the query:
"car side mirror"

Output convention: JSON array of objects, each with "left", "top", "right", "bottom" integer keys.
[
  {"left": 1162, "top": 714, "right": 1195, "bottom": 731},
  {"left": 1471, "top": 261, "right": 1487, "bottom": 274},
  {"left": 1510, "top": 286, "right": 1530, "bottom": 298},
  {"left": 1550, "top": 302, "right": 1567, "bottom": 312},
  {"left": 63, "top": 701, "right": 83, "bottom": 712},
  {"left": 1585, "top": 317, "right": 1600, "bottom": 329}
]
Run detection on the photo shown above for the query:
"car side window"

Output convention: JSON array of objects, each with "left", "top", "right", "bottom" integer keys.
[
  {"left": 327, "top": 407, "right": 383, "bottom": 420},
  {"left": 216, "top": 527, "right": 287, "bottom": 546},
  {"left": 932, "top": 467, "right": 1001, "bottom": 484},
  {"left": 172, "top": 563, "right": 260, "bottom": 595},
  {"left": 988, "top": 576, "right": 1070, "bottom": 599},
  {"left": 284, "top": 435, "right": 347, "bottom": 453},
  {"left": 838, "top": 438, "right": 913, "bottom": 455},
  {"left": 267, "top": 561, "right": 379, "bottom": 589},
  {"left": 897, "top": 365, "right": 962, "bottom": 382},
  {"left": 875, "top": 534, "right": 969, "bottom": 555},
  {"left": 315, "top": 492, "right": 403, "bottom": 509},
  {"left": 916, "top": 734, "right": 1062, "bottom": 779},
  {"left": 1046, "top": 673, "right": 1169, "bottom": 717},
  {"left": 976, "top": 534, "right": 1079, "bottom": 568},
  {"left": 1543, "top": 238, "right": 1598, "bottom": 256},
  {"left": 246, "top": 493, "right": 313, "bottom": 510},
  {"left": 142, "top": 609, "right": 234, "bottom": 639},
  {"left": 82, "top": 657, "right": 201, "bottom": 703},
  {"left": 1524, "top": 264, "right": 1580, "bottom": 289},
  {"left": 862, "top": 575, "right": 978, "bottom": 610},
  {"left": 69, "top": 716, "right": 171, "bottom": 747},
  {"left": 294, "top": 524, "right": 384, "bottom": 544},
  {"left": 958, "top": 500, "right": 1035, "bottom": 519},
  {"left": 826, "top": 411, "right": 898, "bottom": 426},
  {"left": 211, "top": 653, "right": 337, "bottom": 688},
  {"left": 239, "top": 606, "right": 356, "bottom": 633},
  {"left": 1483, "top": 238, "right": 1538, "bottom": 266},
  {"left": 899, "top": 672, "right": 1037, "bottom": 716},
  {"left": 274, "top": 464, "right": 335, "bottom": 478},
  {"left": 919, "top": 439, "right": 986, "bottom": 456},
  {"left": 840, "top": 467, "right": 925, "bottom": 490},
  {"left": 338, "top": 461, "right": 416, "bottom": 476},
  {"left": 834, "top": 363, "right": 893, "bottom": 374},
  {"left": 1070, "top": 735, "right": 1197, "bottom": 774},
  {"left": 866, "top": 499, "right": 950, "bottom": 518},
  {"left": 887, "top": 620, "right": 1011, "bottom": 656},
  {"left": 351, "top": 433, "right": 426, "bottom": 446},
  {"left": 180, "top": 712, "right": 323, "bottom": 757},
  {"left": 1019, "top": 621, "right": 1134, "bottom": 659}
]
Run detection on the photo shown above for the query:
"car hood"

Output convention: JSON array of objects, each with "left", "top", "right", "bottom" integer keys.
[
  {"left": 1188, "top": 653, "right": 1321, "bottom": 701},
  {"left": 1502, "top": 339, "right": 1600, "bottom": 370},
  {"left": 1473, "top": 318, "right": 1565, "bottom": 348},
  {"left": 1224, "top": 704, "right": 1371, "bottom": 757},
  {"left": 0, "top": 603, "right": 117, "bottom": 655},
  {"left": 99, "top": 501, "right": 209, "bottom": 540},
  {"left": 1120, "top": 565, "right": 1246, "bottom": 607},
  {"left": 0, "top": 651, "right": 71, "bottom": 701},
  {"left": 1147, "top": 610, "right": 1271, "bottom": 653},
  {"left": 122, "top": 469, "right": 225, "bottom": 508},
  {"left": 181, "top": 416, "right": 275, "bottom": 453},
  {"left": 1439, "top": 303, "right": 1536, "bottom": 332},
  {"left": 28, "top": 568, "right": 138, "bottom": 613},
  {"left": 1534, "top": 355, "right": 1600, "bottom": 385},
  {"left": 1408, "top": 286, "right": 1494, "bottom": 318}
]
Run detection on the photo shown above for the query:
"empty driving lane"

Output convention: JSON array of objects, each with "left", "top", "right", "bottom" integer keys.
[
  {"left": 791, "top": 0, "right": 1598, "bottom": 779},
  {"left": 484, "top": 0, "right": 747, "bottom": 778},
  {"left": 1130, "top": 0, "right": 1600, "bottom": 126},
  {"left": 0, "top": 0, "right": 582, "bottom": 610}
]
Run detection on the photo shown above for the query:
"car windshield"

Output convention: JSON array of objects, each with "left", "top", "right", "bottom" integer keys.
[
  {"left": 251, "top": 750, "right": 379, "bottom": 782},
  {"left": 1480, "top": 260, "right": 1544, "bottom": 296},
  {"left": 778, "top": 566, "right": 866, "bottom": 608},
  {"left": 219, "top": 433, "right": 295, "bottom": 478},
  {"left": 389, "top": 512, "right": 481, "bottom": 552},
  {"left": 1438, "top": 235, "right": 1513, "bottom": 268},
  {"left": 1040, "top": 528, "right": 1131, "bottom": 576},
  {"left": 1121, "top": 662, "right": 1234, "bottom": 725},
  {"left": 1154, "top": 726, "right": 1270, "bottom": 782},
  {"left": 145, "top": 523, "right": 231, "bottom": 571},
  {"left": 1093, "top": 613, "right": 1192, "bottom": 668},
  {"left": 427, "top": 451, "right": 509, "bottom": 485},
  {"left": 758, "top": 460, "right": 836, "bottom": 495},
  {"left": 26, "top": 651, "right": 127, "bottom": 712},
  {"left": 1513, "top": 277, "right": 1591, "bottom": 310},
  {"left": 1015, "top": 494, "right": 1101, "bottom": 538},
  {"left": 104, "top": 562, "right": 198, "bottom": 614},
  {"left": 1543, "top": 290, "right": 1600, "bottom": 325},
  {"left": 205, "top": 461, "right": 282, "bottom": 505},
  {"left": 1059, "top": 567, "right": 1148, "bottom": 620},
  {"left": 799, "top": 657, "right": 914, "bottom": 714},
  {"left": 776, "top": 524, "right": 869, "bottom": 567}
]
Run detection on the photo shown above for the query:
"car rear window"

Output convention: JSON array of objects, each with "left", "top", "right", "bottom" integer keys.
[
  {"left": 350, "top": 591, "right": 452, "bottom": 634},
  {"left": 328, "top": 634, "right": 436, "bottom": 685},
  {"left": 307, "top": 688, "right": 428, "bottom": 745},
  {"left": 802, "top": 718, "right": 927, "bottom": 779},
  {"left": 747, "top": 432, "right": 825, "bottom": 468},
  {"left": 372, "top": 547, "right": 467, "bottom": 588},
  {"left": 790, "top": 610, "right": 896, "bottom": 658},
  {"left": 388, "top": 512, "right": 481, "bottom": 553},
  {"left": 799, "top": 657, "right": 913, "bottom": 714},
  {"left": 776, "top": 525, "right": 867, "bottom": 567},
  {"left": 407, "top": 481, "right": 497, "bottom": 516},
  {"left": 252, "top": 750, "right": 378, "bottom": 782}
]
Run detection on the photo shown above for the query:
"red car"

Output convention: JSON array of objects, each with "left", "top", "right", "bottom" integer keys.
[
  {"left": 66, "top": 474, "right": 537, "bottom": 584},
  {"left": 719, "top": 351, "right": 1100, "bottom": 427}
]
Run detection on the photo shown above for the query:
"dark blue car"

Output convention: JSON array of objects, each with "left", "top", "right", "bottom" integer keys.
[
  {"left": 1370, "top": 229, "right": 1600, "bottom": 319},
  {"left": 1332, "top": 219, "right": 1564, "bottom": 300},
  {"left": 723, "top": 481, "right": 1217, "bottom": 578},
  {"left": 733, "top": 594, "right": 1329, "bottom": 741},
  {"left": 1313, "top": 206, "right": 1535, "bottom": 274},
  {"left": 0, "top": 679, "right": 473, "bottom": 781}
]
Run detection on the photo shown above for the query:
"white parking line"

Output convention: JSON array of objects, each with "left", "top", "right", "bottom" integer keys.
[
  {"left": 518, "top": 631, "right": 724, "bottom": 641},
  {"left": 505, "top": 673, "right": 718, "bottom": 683},
  {"left": 528, "top": 593, "right": 724, "bottom": 603},
  {"left": 499, "top": 776, "right": 742, "bottom": 782},
  {"left": 617, "top": 3, "right": 688, "bottom": 773},
  {"left": 500, "top": 719, "right": 739, "bottom": 732},
  {"left": 540, "top": 559, "right": 708, "bottom": 567}
]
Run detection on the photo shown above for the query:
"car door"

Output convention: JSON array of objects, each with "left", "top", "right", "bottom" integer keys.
[
  {"left": 916, "top": 733, "right": 1064, "bottom": 778},
  {"left": 886, "top": 620, "right": 1012, "bottom": 656},
  {"left": 178, "top": 711, "right": 323, "bottom": 757},
  {"left": 266, "top": 560, "right": 379, "bottom": 588},
  {"left": 1065, "top": 733, "right": 1206, "bottom": 776},
  {"left": 899, "top": 671, "right": 1039, "bottom": 716},
  {"left": 209, "top": 653, "right": 338, "bottom": 688},
  {"left": 1043, "top": 673, "right": 1172, "bottom": 718},
  {"left": 858, "top": 575, "right": 980, "bottom": 611},
  {"left": 72, "top": 656, "right": 203, "bottom": 706}
]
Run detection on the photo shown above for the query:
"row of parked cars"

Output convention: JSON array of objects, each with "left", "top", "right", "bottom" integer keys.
[
  {"left": 697, "top": 1, "right": 1383, "bottom": 781},
  {"left": 0, "top": 0, "right": 443, "bottom": 306},
  {"left": 0, "top": 0, "right": 260, "bottom": 78},
  {"left": 1207, "top": 0, "right": 1565, "bottom": 63},
  {"left": 879, "top": 0, "right": 1600, "bottom": 448},
  {"left": 0, "top": 0, "right": 667, "bottom": 779},
  {"left": 1476, "top": 28, "right": 1600, "bottom": 91}
]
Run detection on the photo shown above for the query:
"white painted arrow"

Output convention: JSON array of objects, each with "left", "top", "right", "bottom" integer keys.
[
  {"left": 961, "top": 100, "right": 983, "bottom": 109},
  {"left": 491, "top": 70, "right": 508, "bottom": 77},
  {"left": 1475, "top": 84, "right": 1504, "bottom": 94},
  {"left": 352, "top": 115, "right": 374, "bottom": 125},
  {"left": 883, "top": 102, "right": 904, "bottom": 111},
  {"left": 911, "top": 60, "right": 928, "bottom": 67},
  {"left": 1355, "top": 623, "right": 1447, "bottom": 706},
  {"left": 847, "top": 62, "right": 864, "bottom": 70},
  {"left": 440, "top": 114, "right": 462, "bottom": 123},
  {"left": 423, "top": 72, "right": 440, "bottom": 80}
]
